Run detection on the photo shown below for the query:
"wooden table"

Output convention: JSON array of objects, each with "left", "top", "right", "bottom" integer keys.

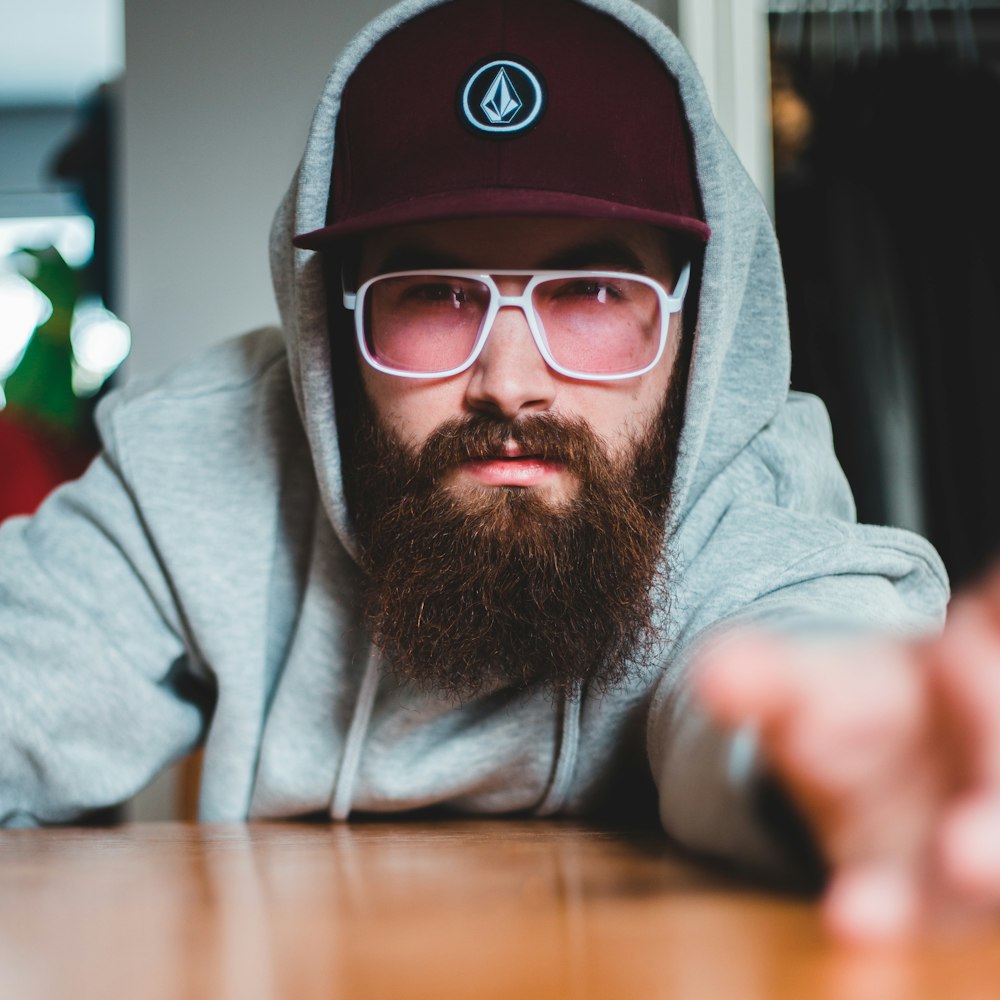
[{"left": 1, "top": 820, "right": 998, "bottom": 999}]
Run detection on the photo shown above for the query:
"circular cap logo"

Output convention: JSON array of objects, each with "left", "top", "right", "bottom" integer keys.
[{"left": 459, "top": 58, "right": 546, "bottom": 136}]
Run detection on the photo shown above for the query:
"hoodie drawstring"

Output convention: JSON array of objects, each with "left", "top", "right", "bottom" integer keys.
[
  {"left": 534, "top": 681, "right": 583, "bottom": 817},
  {"left": 330, "top": 645, "right": 381, "bottom": 821},
  {"left": 331, "top": 649, "right": 581, "bottom": 819}
]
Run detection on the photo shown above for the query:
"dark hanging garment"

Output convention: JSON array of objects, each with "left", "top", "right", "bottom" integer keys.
[{"left": 775, "top": 43, "right": 1000, "bottom": 588}]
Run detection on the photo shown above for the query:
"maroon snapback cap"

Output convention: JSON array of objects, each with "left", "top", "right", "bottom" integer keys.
[{"left": 293, "top": 0, "right": 709, "bottom": 249}]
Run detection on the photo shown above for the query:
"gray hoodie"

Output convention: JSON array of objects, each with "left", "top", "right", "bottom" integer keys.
[{"left": 0, "top": 0, "right": 947, "bottom": 877}]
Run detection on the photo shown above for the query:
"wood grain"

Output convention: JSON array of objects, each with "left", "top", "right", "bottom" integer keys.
[{"left": 1, "top": 820, "right": 998, "bottom": 999}]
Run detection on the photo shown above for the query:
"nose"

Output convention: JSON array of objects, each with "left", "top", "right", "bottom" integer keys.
[{"left": 464, "top": 302, "right": 558, "bottom": 420}]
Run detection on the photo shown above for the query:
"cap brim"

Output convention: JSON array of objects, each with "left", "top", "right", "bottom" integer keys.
[{"left": 292, "top": 187, "right": 710, "bottom": 249}]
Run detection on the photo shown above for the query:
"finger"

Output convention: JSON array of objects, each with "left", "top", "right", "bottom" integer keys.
[
  {"left": 970, "top": 562, "right": 1000, "bottom": 623},
  {"left": 931, "top": 598, "right": 1000, "bottom": 788},
  {"left": 696, "top": 630, "right": 941, "bottom": 943},
  {"left": 697, "top": 633, "right": 932, "bottom": 815},
  {"left": 940, "top": 797, "right": 1000, "bottom": 901},
  {"left": 699, "top": 632, "right": 938, "bottom": 856},
  {"left": 930, "top": 598, "right": 1000, "bottom": 898},
  {"left": 694, "top": 630, "right": 801, "bottom": 727},
  {"left": 822, "top": 863, "right": 923, "bottom": 943}
]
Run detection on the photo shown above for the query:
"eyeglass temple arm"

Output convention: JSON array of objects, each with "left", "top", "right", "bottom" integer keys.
[
  {"left": 671, "top": 261, "right": 692, "bottom": 309},
  {"left": 342, "top": 268, "right": 358, "bottom": 311}
]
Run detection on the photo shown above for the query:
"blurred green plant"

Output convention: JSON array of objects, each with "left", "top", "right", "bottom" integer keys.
[{"left": 3, "top": 246, "right": 85, "bottom": 432}]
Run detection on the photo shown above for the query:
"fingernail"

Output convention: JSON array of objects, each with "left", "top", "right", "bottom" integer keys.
[
  {"left": 825, "top": 867, "right": 920, "bottom": 944},
  {"left": 944, "top": 800, "right": 1000, "bottom": 896}
]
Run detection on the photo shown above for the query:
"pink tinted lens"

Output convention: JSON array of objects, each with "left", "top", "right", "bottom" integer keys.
[
  {"left": 533, "top": 276, "right": 663, "bottom": 374},
  {"left": 365, "top": 275, "right": 489, "bottom": 373}
]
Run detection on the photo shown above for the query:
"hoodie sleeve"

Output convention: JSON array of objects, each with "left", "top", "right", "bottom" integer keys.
[
  {"left": 0, "top": 409, "right": 208, "bottom": 826},
  {"left": 649, "top": 663, "right": 822, "bottom": 885},
  {"left": 646, "top": 538, "right": 949, "bottom": 885}
]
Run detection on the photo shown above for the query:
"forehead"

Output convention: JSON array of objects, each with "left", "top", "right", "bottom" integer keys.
[{"left": 358, "top": 216, "right": 676, "bottom": 279}]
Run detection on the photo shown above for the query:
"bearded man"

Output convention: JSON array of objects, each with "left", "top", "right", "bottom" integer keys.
[
  {"left": 339, "top": 216, "right": 687, "bottom": 701},
  {"left": 4, "top": 0, "right": 1000, "bottom": 943}
]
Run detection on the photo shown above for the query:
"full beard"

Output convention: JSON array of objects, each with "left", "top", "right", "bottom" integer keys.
[{"left": 343, "top": 387, "right": 685, "bottom": 702}]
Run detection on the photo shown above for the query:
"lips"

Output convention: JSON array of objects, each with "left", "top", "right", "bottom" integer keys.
[
  {"left": 419, "top": 415, "right": 593, "bottom": 490},
  {"left": 461, "top": 451, "right": 564, "bottom": 488}
]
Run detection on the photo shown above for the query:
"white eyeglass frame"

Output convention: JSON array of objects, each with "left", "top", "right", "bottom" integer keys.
[{"left": 342, "top": 262, "right": 691, "bottom": 382}]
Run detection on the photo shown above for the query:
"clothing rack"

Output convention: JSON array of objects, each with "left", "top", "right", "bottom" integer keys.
[
  {"left": 769, "top": 1, "right": 1000, "bottom": 12},
  {"left": 769, "top": 0, "right": 1000, "bottom": 581},
  {"left": 768, "top": 0, "right": 1000, "bottom": 64}
]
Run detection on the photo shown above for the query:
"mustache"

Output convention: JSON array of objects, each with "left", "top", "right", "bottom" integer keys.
[{"left": 413, "top": 413, "right": 609, "bottom": 480}]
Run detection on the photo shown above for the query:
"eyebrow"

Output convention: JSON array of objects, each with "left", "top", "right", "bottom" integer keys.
[
  {"left": 538, "top": 240, "right": 650, "bottom": 273},
  {"left": 374, "top": 238, "right": 651, "bottom": 275},
  {"left": 376, "top": 246, "right": 465, "bottom": 273}
]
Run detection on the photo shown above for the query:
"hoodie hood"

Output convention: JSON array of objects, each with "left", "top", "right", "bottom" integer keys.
[{"left": 270, "top": 0, "right": 791, "bottom": 561}]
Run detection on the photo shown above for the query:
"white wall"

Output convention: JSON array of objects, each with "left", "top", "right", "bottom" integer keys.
[
  {"left": 121, "top": 0, "right": 680, "bottom": 379},
  {"left": 678, "top": 0, "right": 773, "bottom": 210},
  {"left": 121, "top": 0, "right": 382, "bottom": 377}
]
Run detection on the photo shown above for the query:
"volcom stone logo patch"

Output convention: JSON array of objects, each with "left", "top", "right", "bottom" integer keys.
[{"left": 459, "top": 58, "right": 546, "bottom": 136}]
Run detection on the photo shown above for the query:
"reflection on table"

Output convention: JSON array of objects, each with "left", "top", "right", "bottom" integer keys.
[{"left": 1, "top": 820, "right": 998, "bottom": 1000}]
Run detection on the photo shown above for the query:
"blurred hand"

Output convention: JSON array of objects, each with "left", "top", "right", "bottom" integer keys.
[{"left": 696, "top": 568, "right": 1000, "bottom": 942}]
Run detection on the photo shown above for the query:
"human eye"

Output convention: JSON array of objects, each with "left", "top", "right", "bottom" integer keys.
[
  {"left": 549, "top": 276, "right": 628, "bottom": 304},
  {"left": 400, "top": 280, "right": 462, "bottom": 304}
]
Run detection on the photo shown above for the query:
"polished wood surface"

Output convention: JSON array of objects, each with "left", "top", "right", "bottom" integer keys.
[{"left": 2, "top": 820, "right": 998, "bottom": 1000}]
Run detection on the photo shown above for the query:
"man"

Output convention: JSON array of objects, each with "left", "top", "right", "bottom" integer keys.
[{"left": 1, "top": 0, "right": 998, "bottom": 942}]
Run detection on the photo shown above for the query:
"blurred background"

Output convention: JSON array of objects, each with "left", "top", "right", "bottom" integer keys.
[{"left": 1, "top": 0, "right": 998, "bottom": 818}]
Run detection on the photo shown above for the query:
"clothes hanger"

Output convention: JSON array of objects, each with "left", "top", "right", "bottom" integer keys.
[
  {"left": 912, "top": 0, "right": 938, "bottom": 48},
  {"left": 882, "top": 0, "right": 900, "bottom": 56},
  {"left": 873, "top": 0, "right": 883, "bottom": 54},
  {"left": 807, "top": 0, "right": 838, "bottom": 66},
  {"left": 775, "top": 1, "right": 807, "bottom": 56},
  {"left": 951, "top": 0, "right": 979, "bottom": 64},
  {"left": 836, "top": 0, "right": 861, "bottom": 67}
]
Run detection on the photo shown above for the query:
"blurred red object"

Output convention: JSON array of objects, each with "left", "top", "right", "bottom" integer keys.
[{"left": 0, "top": 411, "right": 94, "bottom": 521}]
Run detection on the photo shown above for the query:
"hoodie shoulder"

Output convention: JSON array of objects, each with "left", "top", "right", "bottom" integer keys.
[
  {"left": 92, "top": 327, "right": 306, "bottom": 505},
  {"left": 744, "top": 391, "right": 856, "bottom": 520},
  {"left": 105, "top": 327, "right": 289, "bottom": 410}
]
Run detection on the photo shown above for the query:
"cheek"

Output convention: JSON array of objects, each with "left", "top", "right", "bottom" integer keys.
[
  {"left": 630, "top": 332, "right": 681, "bottom": 425},
  {"left": 360, "top": 367, "right": 468, "bottom": 448},
  {"left": 579, "top": 348, "right": 677, "bottom": 453}
]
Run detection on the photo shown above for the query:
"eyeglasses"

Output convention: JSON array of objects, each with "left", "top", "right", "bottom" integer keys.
[{"left": 342, "top": 263, "right": 690, "bottom": 381}]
